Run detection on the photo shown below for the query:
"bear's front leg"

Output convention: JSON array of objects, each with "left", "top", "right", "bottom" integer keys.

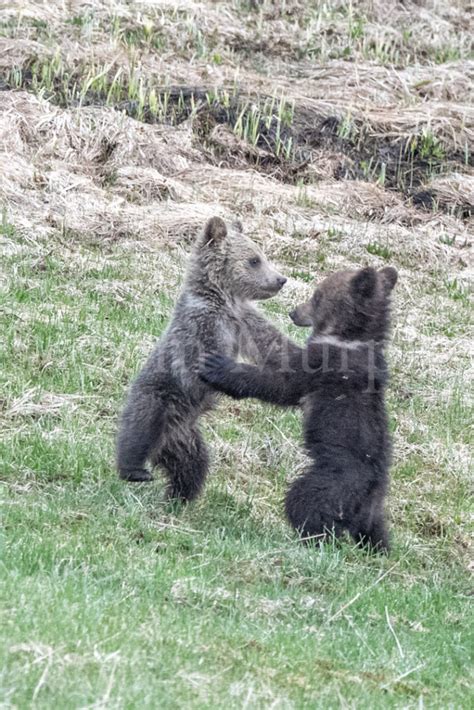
[
  {"left": 199, "top": 353, "right": 304, "bottom": 406},
  {"left": 199, "top": 354, "right": 248, "bottom": 399}
]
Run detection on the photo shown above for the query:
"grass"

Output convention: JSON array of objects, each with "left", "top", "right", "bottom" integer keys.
[
  {"left": 4, "top": 4, "right": 471, "bottom": 67},
  {"left": 8, "top": 53, "right": 461, "bottom": 192},
  {"left": 3, "top": 6, "right": 472, "bottom": 197},
  {"left": 1, "top": 223, "right": 472, "bottom": 707},
  {"left": 366, "top": 242, "right": 392, "bottom": 260},
  {"left": 5, "top": 56, "right": 298, "bottom": 170},
  {"left": 0, "top": 0, "right": 472, "bottom": 705}
]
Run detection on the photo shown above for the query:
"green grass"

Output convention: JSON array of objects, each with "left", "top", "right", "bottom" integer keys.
[
  {"left": 366, "top": 242, "right": 392, "bottom": 260},
  {"left": 1, "top": 225, "right": 472, "bottom": 708}
]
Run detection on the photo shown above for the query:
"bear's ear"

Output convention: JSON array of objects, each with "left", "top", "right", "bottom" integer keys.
[
  {"left": 351, "top": 267, "right": 377, "bottom": 300},
  {"left": 201, "top": 217, "right": 227, "bottom": 247},
  {"left": 379, "top": 266, "right": 398, "bottom": 293},
  {"left": 232, "top": 219, "right": 243, "bottom": 233}
]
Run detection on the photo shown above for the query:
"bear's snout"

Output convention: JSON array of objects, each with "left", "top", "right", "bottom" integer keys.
[
  {"left": 267, "top": 274, "right": 287, "bottom": 293},
  {"left": 289, "top": 305, "right": 313, "bottom": 327}
]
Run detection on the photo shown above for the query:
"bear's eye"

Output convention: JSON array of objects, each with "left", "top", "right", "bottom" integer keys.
[{"left": 249, "top": 256, "right": 261, "bottom": 267}]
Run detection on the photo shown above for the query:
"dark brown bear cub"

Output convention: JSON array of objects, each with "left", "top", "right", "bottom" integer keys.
[{"left": 200, "top": 266, "right": 398, "bottom": 553}]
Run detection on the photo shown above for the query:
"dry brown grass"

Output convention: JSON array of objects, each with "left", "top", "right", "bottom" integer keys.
[
  {"left": 1, "top": 2, "right": 472, "bottom": 243},
  {"left": 416, "top": 172, "right": 474, "bottom": 216},
  {"left": 0, "top": 88, "right": 472, "bottom": 250},
  {"left": 0, "top": 1, "right": 472, "bottom": 426}
]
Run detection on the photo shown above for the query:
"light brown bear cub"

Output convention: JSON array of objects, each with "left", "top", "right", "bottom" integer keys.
[{"left": 116, "top": 217, "right": 292, "bottom": 500}]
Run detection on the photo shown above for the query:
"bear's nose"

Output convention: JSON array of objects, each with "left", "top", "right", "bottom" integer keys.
[
  {"left": 289, "top": 309, "right": 296, "bottom": 322},
  {"left": 277, "top": 276, "right": 287, "bottom": 287}
]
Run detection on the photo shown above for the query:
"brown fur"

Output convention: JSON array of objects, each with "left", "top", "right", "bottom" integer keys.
[
  {"left": 116, "top": 217, "right": 293, "bottom": 499},
  {"left": 200, "top": 266, "right": 398, "bottom": 552}
]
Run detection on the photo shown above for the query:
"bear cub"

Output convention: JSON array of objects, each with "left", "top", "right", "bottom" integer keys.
[
  {"left": 116, "top": 217, "right": 291, "bottom": 500},
  {"left": 200, "top": 266, "right": 398, "bottom": 553}
]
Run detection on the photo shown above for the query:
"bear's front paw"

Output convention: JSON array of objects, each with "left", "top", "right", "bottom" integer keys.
[{"left": 198, "top": 353, "right": 236, "bottom": 388}]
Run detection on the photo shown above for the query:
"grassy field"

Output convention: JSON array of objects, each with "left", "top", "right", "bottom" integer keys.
[{"left": 1, "top": 1, "right": 473, "bottom": 708}]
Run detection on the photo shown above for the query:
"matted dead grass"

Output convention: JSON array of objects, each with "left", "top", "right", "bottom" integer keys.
[
  {"left": 414, "top": 172, "right": 474, "bottom": 217},
  {"left": 1, "top": 89, "right": 472, "bottom": 256},
  {"left": 1, "top": 2, "right": 472, "bottom": 163},
  {"left": 2, "top": 0, "right": 471, "bottom": 63},
  {"left": 0, "top": 1, "right": 472, "bottom": 249}
]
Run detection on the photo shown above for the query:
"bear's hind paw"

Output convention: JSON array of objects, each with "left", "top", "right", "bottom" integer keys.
[{"left": 120, "top": 468, "right": 154, "bottom": 482}]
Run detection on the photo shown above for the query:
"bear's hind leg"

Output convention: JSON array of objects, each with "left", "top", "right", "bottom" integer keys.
[
  {"left": 353, "top": 516, "right": 390, "bottom": 554},
  {"left": 285, "top": 472, "right": 343, "bottom": 544},
  {"left": 117, "top": 388, "right": 165, "bottom": 482},
  {"left": 158, "top": 426, "right": 209, "bottom": 503}
]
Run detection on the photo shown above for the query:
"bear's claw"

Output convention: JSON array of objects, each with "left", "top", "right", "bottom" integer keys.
[
  {"left": 198, "top": 353, "right": 234, "bottom": 385},
  {"left": 120, "top": 469, "right": 154, "bottom": 482}
]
